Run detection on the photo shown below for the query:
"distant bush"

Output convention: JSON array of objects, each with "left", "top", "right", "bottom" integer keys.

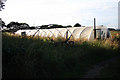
[
  {"left": 74, "top": 23, "right": 81, "bottom": 27},
  {"left": 28, "top": 27, "right": 35, "bottom": 29}
]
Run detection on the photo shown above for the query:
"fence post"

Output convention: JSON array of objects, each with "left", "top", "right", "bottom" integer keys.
[
  {"left": 66, "top": 30, "right": 68, "bottom": 40},
  {"left": 94, "top": 18, "right": 96, "bottom": 39}
]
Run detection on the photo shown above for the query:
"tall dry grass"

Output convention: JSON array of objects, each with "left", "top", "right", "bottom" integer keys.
[{"left": 2, "top": 31, "right": 120, "bottom": 79}]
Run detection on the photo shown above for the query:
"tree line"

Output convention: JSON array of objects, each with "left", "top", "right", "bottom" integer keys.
[
  {"left": 1, "top": 20, "right": 82, "bottom": 32},
  {"left": 1, "top": 21, "right": 30, "bottom": 32}
]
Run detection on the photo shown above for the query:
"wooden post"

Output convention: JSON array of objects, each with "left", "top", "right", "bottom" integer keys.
[
  {"left": 66, "top": 30, "right": 68, "bottom": 40},
  {"left": 94, "top": 18, "right": 96, "bottom": 39}
]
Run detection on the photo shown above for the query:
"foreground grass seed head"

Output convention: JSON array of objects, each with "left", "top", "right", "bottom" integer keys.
[{"left": 2, "top": 31, "right": 120, "bottom": 50}]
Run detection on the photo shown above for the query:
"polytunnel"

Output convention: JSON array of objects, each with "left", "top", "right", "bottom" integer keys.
[{"left": 15, "top": 26, "right": 111, "bottom": 41}]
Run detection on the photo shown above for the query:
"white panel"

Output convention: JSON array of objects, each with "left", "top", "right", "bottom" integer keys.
[
  {"left": 26, "top": 30, "right": 31, "bottom": 36},
  {"left": 47, "top": 29, "right": 56, "bottom": 37},
  {"left": 66, "top": 28, "right": 76, "bottom": 38},
  {"left": 38, "top": 30, "right": 43, "bottom": 36},
  {"left": 72, "top": 27, "right": 86, "bottom": 40},
  {"left": 58, "top": 28, "right": 67, "bottom": 38},
  {"left": 41, "top": 29, "right": 47, "bottom": 37},
  {"left": 52, "top": 29, "right": 61, "bottom": 38},
  {"left": 80, "top": 27, "right": 93, "bottom": 40},
  {"left": 15, "top": 30, "right": 22, "bottom": 35},
  {"left": 89, "top": 30, "right": 94, "bottom": 41},
  {"left": 26, "top": 29, "right": 37, "bottom": 36},
  {"left": 44, "top": 30, "right": 50, "bottom": 37},
  {"left": 42, "top": 29, "right": 48, "bottom": 37},
  {"left": 34, "top": 30, "right": 40, "bottom": 36}
]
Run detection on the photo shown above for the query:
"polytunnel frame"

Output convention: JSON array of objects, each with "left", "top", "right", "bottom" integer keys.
[
  {"left": 27, "top": 30, "right": 37, "bottom": 37},
  {"left": 24, "top": 28, "right": 61, "bottom": 39},
  {"left": 72, "top": 27, "right": 86, "bottom": 40},
  {"left": 26, "top": 30, "right": 31, "bottom": 35},
  {"left": 65, "top": 28, "right": 75, "bottom": 41},
  {"left": 40, "top": 29, "right": 48, "bottom": 37},
  {"left": 27, "top": 30, "right": 37, "bottom": 36},
  {"left": 55, "top": 28, "right": 75, "bottom": 41},
  {"left": 40, "top": 28, "right": 75, "bottom": 41},
  {"left": 45, "top": 29, "right": 56, "bottom": 38},
  {"left": 36, "top": 30, "right": 40, "bottom": 38},
  {"left": 32, "top": 29, "right": 41, "bottom": 37},
  {"left": 38, "top": 28, "right": 65, "bottom": 40},
  {"left": 55, "top": 28, "right": 63, "bottom": 37},
  {"left": 79, "top": 27, "right": 88, "bottom": 39},
  {"left": 37, "top": 30, "right": 43, "bottom": 37},
  {"left": 88, "top": 27, "right": 94, "bottom": 41},
  {"left": 16, "top": 26, "right": 109, "bottom": 42}
]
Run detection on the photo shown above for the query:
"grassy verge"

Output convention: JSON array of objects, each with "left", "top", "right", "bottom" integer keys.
[{"left": 2, "top": 31, "right": 120, "bottom": 79}]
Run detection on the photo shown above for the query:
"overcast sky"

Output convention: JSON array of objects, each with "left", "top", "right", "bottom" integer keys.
[{"left": 0, "top": 0, "right": 119, "bottom": 28}]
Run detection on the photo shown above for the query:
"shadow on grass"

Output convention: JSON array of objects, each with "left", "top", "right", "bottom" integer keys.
[
  {"left": 98, "top": 56, "right": 120, "bottom": 78},
  {"left": 2, "top": 33, "right": 120, "bottom": 79}
]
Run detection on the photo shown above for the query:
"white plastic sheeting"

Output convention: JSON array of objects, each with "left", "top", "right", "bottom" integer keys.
[{"left": 15, "top": 26, "right": 110, "bottom": 41}]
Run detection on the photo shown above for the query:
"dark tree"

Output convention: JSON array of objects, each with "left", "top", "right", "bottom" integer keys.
[
  {"left": 19, "top": 23, "right": 30, "bottom": 29},
  {"left": 7, "top": 22, "right": 20, "bottom": 32},
  {"left": 66, "top": 25, "right": 72, "bottom": 28},
  {"left": 7, "top": 22, "right": 19, "bottom": 28},
  {"left": 47, "top": 24, "right": 63, "bottom": 29},
  {"left": 0, "top": 18, "right": 6, "bottom": 28},
  {"left": 40, "top": 25, "right": 49, "bottom": 29},
  {"left": 0, "top": 0, "right": 7, "bottom": 11},
  {"left": 1, "top": 20, "right": 6, "bottom": 28},
  {"left": 7, "top": 21, "right": 30, "bottom": 31},
  {"left": 28, "top": 26, "right": 35, "bottom": 29},
  {"left": 7, "top": 22, "right": 29, "bottom": 29},
  {"left": 74, "top": 23, "right": 81, "bottom": 27}
]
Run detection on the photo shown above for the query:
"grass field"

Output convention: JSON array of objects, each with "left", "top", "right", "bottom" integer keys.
[
  {"left": 99, "top": 56, "right": 120, "bottom": 78},
  {"left": 2, "top": 30, "right": 120, "bottom": 79}
]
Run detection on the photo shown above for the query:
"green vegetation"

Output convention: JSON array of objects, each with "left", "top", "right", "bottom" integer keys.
[
  {"left": 2, "top": 31, "right": 120, "bottom": 79},
  {"left": 97, "top": 30, "right": 120, "bottom": 78},
  {"left": 99, "top": 57, "right": 120, "bottom": 78}
]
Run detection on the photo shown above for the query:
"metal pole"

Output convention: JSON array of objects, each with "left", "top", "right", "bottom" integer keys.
[
  {"left": 94, "top": 18, "right": 96, "bottom": 39},
  {"left": 118, "top": 1, "right": 120, "bottom": 29}
]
